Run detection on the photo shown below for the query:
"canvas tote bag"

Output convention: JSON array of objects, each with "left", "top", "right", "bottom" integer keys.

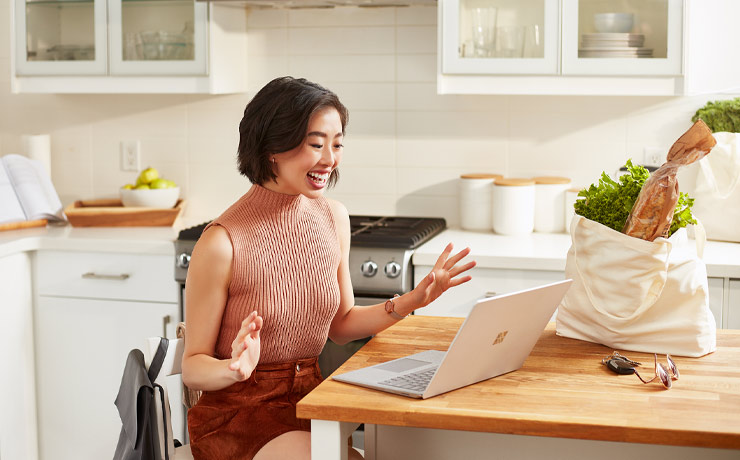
[
  {"left": 690, "top": 132, "right": 740, "bottom": 242},
  {"left": 556, "top": 215, "right": 716, "bottom": 357}
]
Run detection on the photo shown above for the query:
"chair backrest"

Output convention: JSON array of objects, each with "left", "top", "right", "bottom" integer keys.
[{"left": 144, "top": 337, "right": 184, "bottom": 460}]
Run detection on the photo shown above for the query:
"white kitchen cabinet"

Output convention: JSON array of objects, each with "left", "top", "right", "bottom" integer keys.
[
  {"left": 438, "top": 0, "right": 740, "bottom": 95},
  {"left": 728, "top": 279, "right": 740, "bottom": 330},
  {"left": 708, "top": 276, "right": 724, "bottom": 329},
  {"left": 0, "top": 252, "right": 38, "bottom": 460},
  {"left": 414, "top": 265, "right": 565, "bottom": 317},
  {"left": 33, "top": 250, "right": 182, "bottom": 460},
  {"left": 12, "top": 0, "right": 248, "bottom": 94}
]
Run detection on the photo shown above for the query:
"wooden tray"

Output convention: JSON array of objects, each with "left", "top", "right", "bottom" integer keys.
[{"left": 64, "top": 199, "right": 185, "bottom": 227}]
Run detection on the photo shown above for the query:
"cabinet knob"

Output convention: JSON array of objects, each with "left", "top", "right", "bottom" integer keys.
[{"left": 162, "top": 315, "right": 171, "bottom": 338}]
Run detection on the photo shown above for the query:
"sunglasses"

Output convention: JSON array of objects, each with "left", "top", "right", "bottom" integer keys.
[{"left": 602, "top": 352, "right": 680, "bottom": 389}]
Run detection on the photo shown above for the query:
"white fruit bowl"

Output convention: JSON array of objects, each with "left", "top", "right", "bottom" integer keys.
[
  {"left": 120, "top": 187, "right": 180, "bottom": 208},
  {"left": 594, "top": 13, "right": 634, "bottom": 33}
]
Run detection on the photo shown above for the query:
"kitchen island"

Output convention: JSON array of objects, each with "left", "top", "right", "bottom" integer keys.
[{"left": 297, "top": 316, "right": 740, "bottom": 460}]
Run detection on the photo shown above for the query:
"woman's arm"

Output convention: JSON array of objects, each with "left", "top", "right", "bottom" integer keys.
[
  {"left": 181, "top": 225, "right": 263, "bottom": 391},
  {"left": 326, "top": 200, "right": 476, "bottom": 345}
]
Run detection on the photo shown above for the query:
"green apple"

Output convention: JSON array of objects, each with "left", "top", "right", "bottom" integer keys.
[
  {"left": 164, "top": 179, "right": 177, "bottom": 188},
  {"left": 136, "top": 167, "right": 159, "bottom": 186},
  {"left": 122, "top": 184, "right": 134, "bottom": 189},
  {"left": 134, "top": 184, "right": 150, "bottom": 190},
  {"left": 149, "top": 178, "right": 169, "bottom": 189}
]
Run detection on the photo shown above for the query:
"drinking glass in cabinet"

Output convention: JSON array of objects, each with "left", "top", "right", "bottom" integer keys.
[
  {"left": 24, "top": 0, "right": 96, "bottom": 62},
  {"left": 121, "top": 0, "right": 195, "bottom": 62},
  {"left": 470, "top": 6, "right": 497, "bottom": 57},
  {"left": 577, "top": 0, "right": 669, "bottom": 60},
  {"left": 459, "top": 0, "right": 546, "bottom": 61}
]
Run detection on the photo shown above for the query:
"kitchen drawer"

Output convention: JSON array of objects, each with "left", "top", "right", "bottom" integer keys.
[{"left": 36, "top": 250, "right": 177, "bottom": 303}]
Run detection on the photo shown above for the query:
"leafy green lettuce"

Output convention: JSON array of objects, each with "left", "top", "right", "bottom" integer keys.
[
  {"left": 574, "top": 159, "right": 696, "bottom": 237},
  {"left": 692, "top": 97, "right": 740, "bottom": 133}
]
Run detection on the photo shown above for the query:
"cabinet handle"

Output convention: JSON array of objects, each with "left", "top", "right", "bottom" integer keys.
[
  {"left": 162, "top": 315, "right": 171, "bottom": 338},
  {"left": 81, "top": 272, "right": 130, "bottom": 281},
  {"left": 484, "top": 291, "right": 498, "bottom": 298}
]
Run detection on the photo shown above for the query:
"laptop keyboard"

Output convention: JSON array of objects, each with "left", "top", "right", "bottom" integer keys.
[{"left": 379, "top": 366, "right": 438, "bottom": 393}]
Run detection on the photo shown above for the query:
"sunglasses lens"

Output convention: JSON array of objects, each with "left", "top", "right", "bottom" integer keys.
[
  {"left": 666, "top": 355, "right": 680, "bottom": 379},
  {"left": 657, "top": 364, "right": 672, "bottom": 389}
]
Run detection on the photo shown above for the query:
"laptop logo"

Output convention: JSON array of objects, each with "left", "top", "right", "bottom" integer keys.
[{"left": 493, "top": 331, "right": 508, "bottom": 345}]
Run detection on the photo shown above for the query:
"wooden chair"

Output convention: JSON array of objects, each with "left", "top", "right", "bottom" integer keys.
[{"left": 144, "top": 337, "right": 194, "bottom": 460}]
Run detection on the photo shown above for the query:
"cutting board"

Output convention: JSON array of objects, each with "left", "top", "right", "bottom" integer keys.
[
  {"left": 0, "top": 219, "right": 48, "bottom": 232},
  {"left": 65, "top": 199, "right": 185, "bottom": 227}
]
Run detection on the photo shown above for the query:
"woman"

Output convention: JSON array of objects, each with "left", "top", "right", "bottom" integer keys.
[{"left": 182, "top": 76, "right": 475, "bottom": 460}]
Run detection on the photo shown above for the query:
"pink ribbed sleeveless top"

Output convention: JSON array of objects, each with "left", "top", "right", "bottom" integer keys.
[{"left": 208, "top": 185, "right": 341, "bottom": 363}]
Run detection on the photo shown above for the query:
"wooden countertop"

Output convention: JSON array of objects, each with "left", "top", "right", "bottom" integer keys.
[{"left": 297, "top": 316, "right": 740, "bottom": 449}]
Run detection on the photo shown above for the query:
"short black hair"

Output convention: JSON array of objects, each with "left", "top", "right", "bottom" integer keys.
[{"left": 237, "top": 76, "right": 349, "bottom": 187}]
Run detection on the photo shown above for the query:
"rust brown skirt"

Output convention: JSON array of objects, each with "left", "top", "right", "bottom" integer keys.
[{"left": 187, "top": 357, "right": 322, "bottom": 460}]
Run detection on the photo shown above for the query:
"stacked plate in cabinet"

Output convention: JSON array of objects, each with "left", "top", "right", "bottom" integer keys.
[{"left": 578, "top": 33, "right": 653, "bottom": 58}]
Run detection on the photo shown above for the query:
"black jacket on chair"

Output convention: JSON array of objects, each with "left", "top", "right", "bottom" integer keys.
[{"left": 113, "top": 338, "right": 169, "bottom": 460}]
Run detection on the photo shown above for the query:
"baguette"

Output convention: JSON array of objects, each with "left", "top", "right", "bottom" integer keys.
[{"left": 622, "top": 120, "right": 716, "bottom": 241}]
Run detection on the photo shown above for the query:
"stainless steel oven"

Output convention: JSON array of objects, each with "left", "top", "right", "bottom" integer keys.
[{"left": 174, "top": 215, "right": 446, "bottom": 377}]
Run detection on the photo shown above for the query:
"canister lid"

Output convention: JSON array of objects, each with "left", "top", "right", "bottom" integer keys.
[
  {"left": 533, "top": 176, "right": 571, "bottom": 185},
  {"left": 460, "top": 173, "right": 503, "bottom": 179},
  {"left": 494, "top": 178, "right": 536, "bottom": 186},
  {"left": 567, "top": 187, "right": 582, "bottom": 193}
]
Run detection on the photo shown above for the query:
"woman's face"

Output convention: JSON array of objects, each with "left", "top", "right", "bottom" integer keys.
[{"left": 265, "top": 107, "right": 344, "bottom": 198}]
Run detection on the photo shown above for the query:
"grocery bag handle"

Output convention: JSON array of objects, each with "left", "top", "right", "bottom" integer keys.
[
  {"left": 572, "top": 216, "right": 670, "bottom": 322},
  {"left": 697, "top": 135, "right": 740, "bottom": 199}
]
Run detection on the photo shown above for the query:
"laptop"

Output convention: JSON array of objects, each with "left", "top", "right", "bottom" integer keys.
[{"left": 332, "top": 279, "right": 572, "bottom": 399}]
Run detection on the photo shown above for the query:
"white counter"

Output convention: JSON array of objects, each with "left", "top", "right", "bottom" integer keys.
[
  {"left": 414, "top": 229, "right": 740, "bottom": 279},
  {"left": 2, "top": 223, "right": 740, "bottom": 278},
  {"left": 0, "top": 223, "right": 179, "bottom": 258}
]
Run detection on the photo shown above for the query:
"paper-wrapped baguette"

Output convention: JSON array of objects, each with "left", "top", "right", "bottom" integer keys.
[{"left": 622, "top": 120, "right": 716, "bottom": 241}]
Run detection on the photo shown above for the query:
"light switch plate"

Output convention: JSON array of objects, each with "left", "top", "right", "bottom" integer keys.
[{"left": 121, "top": 140, "right": 141, "bottom": 171}]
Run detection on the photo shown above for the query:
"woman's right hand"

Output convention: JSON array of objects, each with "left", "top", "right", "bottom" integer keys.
[{"left": 228, "top": 311, "right": 263, "bottom": 381}]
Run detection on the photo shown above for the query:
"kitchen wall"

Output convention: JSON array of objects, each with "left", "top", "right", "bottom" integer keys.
[{"left": 1, "top": 2, "right": 737, "bottom": 226}]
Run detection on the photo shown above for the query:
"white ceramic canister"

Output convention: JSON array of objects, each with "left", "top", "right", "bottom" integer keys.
[
  {"left": 533, "top": 176, "right": 572, "bottom": 233},
  {"left": 492, "top": 178, "right": 536, "bottom": 235},
  {"left": 564, "top": 187, "right": 582, "bottom": 232},
  {"left": 459, "top": 173, "right": 502, "bottom": 231}
]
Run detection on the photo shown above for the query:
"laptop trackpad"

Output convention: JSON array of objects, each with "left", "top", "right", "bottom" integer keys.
[{"left": 376, "top": 358, "right": 431, "bottom": 373}]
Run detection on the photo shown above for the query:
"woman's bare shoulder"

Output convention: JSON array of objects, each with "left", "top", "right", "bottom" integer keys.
[
  {"left": 325, "top": 198, "right": 350, "bottom": 236},
  {"left": 191, "top": 224, "right": 233, "bottom": 263}
]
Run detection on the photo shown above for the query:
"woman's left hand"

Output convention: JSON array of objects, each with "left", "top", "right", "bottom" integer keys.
[{"left": 409, "top": 243, "right": 476, "bottom": 311}]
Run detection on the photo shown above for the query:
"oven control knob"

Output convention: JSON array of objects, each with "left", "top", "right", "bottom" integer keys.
[
  {"left": 384, "top": 261, "right": 401, "bottom": 279},
  {"left": 176, "top": 252, "right": 191, "bottom": 269},
  {"left": 360, "top": 260, "right": 378, "bottom": 277}
]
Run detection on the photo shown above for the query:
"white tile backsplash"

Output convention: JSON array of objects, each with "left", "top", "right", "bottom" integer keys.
[
  {"left": 396, "top": 5, "right": 437, "bottom": 26},
  {"left": 246, "top": 8, "right": 288, "bottom": 29},
  {"left": 396, "top": 26, "right": 437, "bottom": 54},
  {"left": 287, "top": 6, "right": 394, "bottom": 27},
  {"left": 289, "top": 54, "right": 396, "bottom": 83},
  {"left": 288, "top": 27, "right": 395, "bottom": 55},
  {"left": 396, "top": 54, "right": 436, "bottom": 82},
  {"left": 2, "top": 1, "right": 739, "bottom": 226}
]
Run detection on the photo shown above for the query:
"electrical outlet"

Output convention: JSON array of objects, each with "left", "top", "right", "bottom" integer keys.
[
  {"left": 643, "top": 147, "right": 664, "bottom": 167},
  {"left": 120, "top": 140, "right": 141, "bottom": 172}
]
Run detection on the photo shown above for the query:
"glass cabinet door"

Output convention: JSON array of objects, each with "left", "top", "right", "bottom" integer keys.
[
  {"left": 108, "top": 0, "right": 208, "bottom": 75},
  {"left": 561, "top": 0, "right": 682, "bottom": 75},
  {"left": 441, "top": 0, "right": 560, "bottom": 75},
  {"left": 14, "top": 0, "right": 108, "bottom": 75}
]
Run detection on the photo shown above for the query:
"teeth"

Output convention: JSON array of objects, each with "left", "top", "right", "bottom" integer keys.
[{"left": 308, "top": 172, "right": 329, "bottom": 183}]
